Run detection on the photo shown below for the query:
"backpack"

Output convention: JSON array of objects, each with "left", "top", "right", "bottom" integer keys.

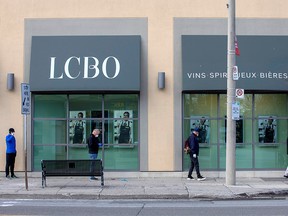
[{"left": 184, "top": 137, "right": 191, "bottom": 154}]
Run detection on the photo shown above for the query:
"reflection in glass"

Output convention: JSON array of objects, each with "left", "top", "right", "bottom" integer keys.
[{"left": 34, "top": 120, "right": 67, "bottom": 144}]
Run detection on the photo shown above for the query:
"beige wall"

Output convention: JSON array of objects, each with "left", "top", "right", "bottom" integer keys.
[{"left": 0, "top": 0, "right": 288, "bottom": 172}]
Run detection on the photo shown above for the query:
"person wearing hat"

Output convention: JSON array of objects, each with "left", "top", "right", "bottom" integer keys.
[
  {"left": 5, "top": 128, "right": 18, "bottom": 179},
  {"left": 187, "top": 127, "right": 206, "bottom": 181}
]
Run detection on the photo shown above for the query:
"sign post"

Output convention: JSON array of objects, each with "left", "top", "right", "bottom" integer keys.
[
  {"left": 21, "top": 83, "right": 30, "bottom": 190},
  {"left": 226, "top": 0, "right": 236, "bottom": 186}
]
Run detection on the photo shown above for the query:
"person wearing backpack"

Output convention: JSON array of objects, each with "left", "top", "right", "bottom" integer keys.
[{"left": 187, "top": 128, "right": 206, "bottom": 181}]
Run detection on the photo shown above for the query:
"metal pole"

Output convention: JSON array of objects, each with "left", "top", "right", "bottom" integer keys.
[
  {"left": 24, "top": 114, "right": 28, "bottom": 190},
  {"left": 226, "top": 0, "right": 236, "bottom": 185}
]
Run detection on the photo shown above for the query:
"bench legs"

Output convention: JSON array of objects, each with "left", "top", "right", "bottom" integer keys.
[{"left": 101, "top": 173, "right": 104, "bottom": 186}]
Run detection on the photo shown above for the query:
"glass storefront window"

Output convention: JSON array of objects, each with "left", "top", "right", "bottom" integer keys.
[
  {"left": 105, "top": 120, "right": 139, "bottom": 145},
  {"left": 34, "top": 95, "right": 67, "bottom": 118},
  {"left": 104, "top": 94, "right": 139, "bottom": 118},
  {"left": 255, "top": 143, "right": 287, "bottom": 169},
  {"left": 183, "top": 94, "right": 217, "bottom": 118},
  {"left": 33, "top": 120, "right": 67, "bottom": 145},
  {"left": 69, "top": 94, "right": 102, "bottom": 117},
  {"left": 219, "top": 94, "right": 253, "bottom": 118},
  {"left": 104, "top": 146, "right": 138, "bottom": 170},
  {"left": 32, "top": 93, "right": 139, "bottom": 171},
  {"left": 33, "top": 146, "right": 67, "bottom": 170},
  {"left": 184, "top": 93, "right": 288, "bottom": 171},
  {"left": 255, "top": 94, "right": 287, "bottom": 116}
]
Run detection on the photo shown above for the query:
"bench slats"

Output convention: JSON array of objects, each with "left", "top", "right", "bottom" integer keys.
[{"left": 41, "top": 159, "right": 104, "bottom": 187}]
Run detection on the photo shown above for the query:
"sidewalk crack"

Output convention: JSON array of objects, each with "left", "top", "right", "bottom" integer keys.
[{"left": 135, "top": 203, "right": 145, "bottom": 216}]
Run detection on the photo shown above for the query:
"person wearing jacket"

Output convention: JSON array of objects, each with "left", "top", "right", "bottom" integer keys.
[
  {"left": 187, "top": 128, "right": 206, "bottom": 181},
  {"left": 5, "top": 128, "right": 18, "bottom": 179},
  {"left": 88, "top": 129, "right": 100, "bottom": 180}
]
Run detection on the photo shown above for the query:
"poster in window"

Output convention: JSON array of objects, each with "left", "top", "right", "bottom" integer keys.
[
  {"left": 113, "top": 110, "right": 133, "bottom": 144},
  {"left": 69, "top": 111, "right": 86, "bottom": 144},
  {"left": 258, "top": 116, "right": 277, "bottom": 143},
  {"left": 91, "top": 110, "right": 109, "bottom": 143},
  {"left": 224, "top": 115, "right": 243, "bottom": 143},
  {"left": 190, "top": 116, "right": 210, "bottom": 144}
]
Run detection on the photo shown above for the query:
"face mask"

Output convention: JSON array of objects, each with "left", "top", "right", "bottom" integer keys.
[{"left": 11, "top": 133, "right": 14, "bottom": 136}]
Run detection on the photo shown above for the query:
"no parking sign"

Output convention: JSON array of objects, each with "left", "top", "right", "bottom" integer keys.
[{"left": 235, "top": 88, "right": 244, "bottom": 99}]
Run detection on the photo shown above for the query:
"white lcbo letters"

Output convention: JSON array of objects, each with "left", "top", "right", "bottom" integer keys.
[{"left": 49, "top": 56, "right": 120, "bottom": 79}]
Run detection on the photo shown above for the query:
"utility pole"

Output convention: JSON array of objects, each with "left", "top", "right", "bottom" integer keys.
[{"left": 226, "top": 0, "right": 236, "bottom": 185}]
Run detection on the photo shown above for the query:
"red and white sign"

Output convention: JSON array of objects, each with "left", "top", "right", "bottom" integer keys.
[
  {"left": 232, "top": 66, "right": 239, "bottom": 80},
  {"left": 235, "top": 88, "right": 244, "bottom": 99}
]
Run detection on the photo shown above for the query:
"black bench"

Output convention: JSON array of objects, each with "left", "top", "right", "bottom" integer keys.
[{"left": 41, "top": 159, "right": 104, "bottom": 188}]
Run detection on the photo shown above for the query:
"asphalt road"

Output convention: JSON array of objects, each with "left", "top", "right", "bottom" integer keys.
[{"left": 1, "top": 199, "right": 288, "bottom": 216}]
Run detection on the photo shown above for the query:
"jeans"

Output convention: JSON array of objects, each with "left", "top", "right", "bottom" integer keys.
[{"left": 89, "top": 153, "right": 98, "bottom": 178}]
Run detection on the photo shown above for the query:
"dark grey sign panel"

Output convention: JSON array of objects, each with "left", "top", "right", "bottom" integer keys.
[
  {"left": 30, "top": 36, "right": 141, "bottom": 91},
  {"left": 182, "top": 35, "right": 288, "bottom": 91}
]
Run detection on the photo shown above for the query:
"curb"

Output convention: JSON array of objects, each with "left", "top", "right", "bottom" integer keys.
[{"left": 1, "top": 190, "right": 287, "bottom": 200}]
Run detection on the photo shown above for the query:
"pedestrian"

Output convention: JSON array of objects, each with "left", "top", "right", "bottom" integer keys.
[
  {"left": 88, "top": 129, "right": 100, "bottom": 180},
  {"left": 284, "top": 167, "right": 288, "bottom": 178},
  {"left": 5, "top": 128, "right": 18, "bottom": 179},
  {"left": 284, "top": 138, "right": 288, "bottom": 178},
  {"left": 187, "top": 128, "right": 206, "bottom": 181}
]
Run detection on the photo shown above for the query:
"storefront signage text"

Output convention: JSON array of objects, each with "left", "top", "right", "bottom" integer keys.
[
  {"left": 49, "top": 56, "right": 120, "bottom": 80},
  {"left": 186, "top": 71, "right": 288, "bottom": 79}
]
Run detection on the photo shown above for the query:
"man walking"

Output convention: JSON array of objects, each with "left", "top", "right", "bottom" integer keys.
[
  {"left": 6, "top": 128, "right": 18, "bottom": 179},
  {"left": 187, "top": 128, "right": 206, "bottom": 181}
]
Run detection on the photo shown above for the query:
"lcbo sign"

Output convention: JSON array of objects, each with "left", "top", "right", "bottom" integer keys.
[
  {"left": 49, "top": 56, "right": 120, "bottom": 80},
  {"left": 30, "top": 36, "right": 141, "bottom": 91}
]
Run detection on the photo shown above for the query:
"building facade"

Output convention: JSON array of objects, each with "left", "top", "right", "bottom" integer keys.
[{"left": 0, "top": 0, "right": 287, "bottom": 176}]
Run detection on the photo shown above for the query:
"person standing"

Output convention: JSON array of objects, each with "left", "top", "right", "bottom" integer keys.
[
  {"left": 88, "top": 129, "right": 100, "bottom": 180},
  {"left": 187, "top": 128, "right": 206, "bottom": 181},
  {"left": 5, "top": 128, "right": 18, "bottom": 179}
]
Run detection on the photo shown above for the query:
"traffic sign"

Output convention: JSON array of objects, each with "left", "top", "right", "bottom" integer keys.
[
  {"left": 232, "top": 101, "right": 240, "bottom": 120},
  {"left": 21, "top": 83, "right": 30, "bottom": 114},
  {"left": 232, "top": 66, "right": 239, "bottom": 80},
  {"left": 235, "top": 88, "right": 244, "bottom": 99}
]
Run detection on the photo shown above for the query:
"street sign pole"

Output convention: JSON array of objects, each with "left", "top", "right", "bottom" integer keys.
[
  {"left": 226, "top": 0, "right": 236, "bottom": 186},
  {"left": 21, "top": 83, "right": 30, "bottom": 190},
  {"left": 24, "top": 114, "right": 28, "bottom": 190}
]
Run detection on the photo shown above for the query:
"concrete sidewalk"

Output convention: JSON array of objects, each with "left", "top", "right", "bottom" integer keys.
[{"left": 1, "top": 174, "right": 288, "bottom": 200}]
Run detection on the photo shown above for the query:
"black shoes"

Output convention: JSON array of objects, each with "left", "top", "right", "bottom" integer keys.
[
  {"left": 197, "top": 175, "right": 206, "bottom": 181},
  {"left": 6, "top": 175, "right": 18, "bottom": 179},
  {"left": 187, "top": 176, "right": 195, "bottom": 180}
]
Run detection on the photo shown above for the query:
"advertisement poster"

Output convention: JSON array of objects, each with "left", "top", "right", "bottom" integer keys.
[
  {"left": 113, "top": 110, "right": 133, "bottom": 144},
  {"left": 225, "top": 116, "right": 243, "bottom": 143},
  {"left": 69, "top": 111, "right": 86, "bottom": 144},
  {"left": 258, "top": 116, "right": 277, "bottom": 143},
  {"left": 190, "top": 116, "right": 210, "bottom": 144}
]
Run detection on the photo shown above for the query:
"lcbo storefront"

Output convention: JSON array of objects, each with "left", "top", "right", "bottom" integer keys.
[
  {"left": 29, "top": 35, "right": 141, "bottom": 171},
  {"left": 26, "top": 18, "right": 288, "bottom": 173},
  {"left": 181, "top": 34, "right": 288, "bottom": 171}
]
